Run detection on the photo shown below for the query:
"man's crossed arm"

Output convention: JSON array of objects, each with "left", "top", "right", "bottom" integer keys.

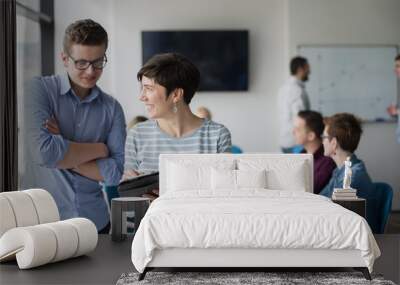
[{"left": 45, "top": 118, "right": 108, "bottom": 182}]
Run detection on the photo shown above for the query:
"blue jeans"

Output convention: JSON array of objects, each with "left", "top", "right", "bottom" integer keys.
[{"left": 103, "top": 185, "right": 120, "bottom": 207}]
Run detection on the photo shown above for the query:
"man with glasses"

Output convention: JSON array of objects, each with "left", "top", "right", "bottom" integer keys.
[
  {"left": 319, "top": 113, "right": 378, "bottom": 231},
  {"left": 25, "top": 19, "right": 126, "bottom": 233}
]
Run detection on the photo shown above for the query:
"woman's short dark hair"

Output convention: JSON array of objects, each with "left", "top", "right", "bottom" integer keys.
[
  {"left": 63, "top": 19, "right": 108, "bottom": 54},
  {"left": 137, "top": 53, "right": 200, "bottom": 105},
  {"left": 297, "top": 110, "right": 324, "bottom": 138},
  {"left": 290, "top": 56, "right": 308, "bottom": 75},
  {"left": 324, "top": 113, "right": 363, "bottom": 153},
  {"left": 396, "top": 54, "right": 400, "bottom": 61}
]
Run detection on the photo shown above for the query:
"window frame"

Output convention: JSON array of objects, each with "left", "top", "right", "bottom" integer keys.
[{"left": 16, "top": 0, "right": 54, "bottom": 75}]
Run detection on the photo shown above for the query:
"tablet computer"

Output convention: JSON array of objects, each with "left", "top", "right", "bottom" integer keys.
[{"left": 118, "top": 172, "right": 159, "bottom": 197}]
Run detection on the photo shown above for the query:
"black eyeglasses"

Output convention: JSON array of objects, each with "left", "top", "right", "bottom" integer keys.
[{"left": 68, "top": 54, "right": 107, "bottom": 70}]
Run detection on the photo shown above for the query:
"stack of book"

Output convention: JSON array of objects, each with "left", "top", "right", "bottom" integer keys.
[{"left": 332, "top": 188, "right": 357, "bottom": 200}]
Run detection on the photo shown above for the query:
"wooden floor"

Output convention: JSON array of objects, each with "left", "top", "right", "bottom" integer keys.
[
  {"left": 373, "top": 234, "right": 400, "bottom": 284},
  {"left": 386, "top": 211, "right": 400, "bottom": 233},
  {"left": 370, "top": 212, "right": 400, "bottom": 284},
  {"left": 0, "top": 212, "right": 399, "bottom": 284},
  {"left": 0, "top": 234, "right": 399, "bottom": 284}
]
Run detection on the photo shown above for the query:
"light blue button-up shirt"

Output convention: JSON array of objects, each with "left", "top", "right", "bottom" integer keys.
[{"left": 24, "top": 73, "right": 126, "bottom": 230}]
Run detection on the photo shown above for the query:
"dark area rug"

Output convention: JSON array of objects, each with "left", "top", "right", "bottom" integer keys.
[{"left": 117, "top": 271, "right": 396, "bottom": 285}]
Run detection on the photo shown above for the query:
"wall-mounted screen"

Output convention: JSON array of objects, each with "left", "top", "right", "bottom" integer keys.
[{"left": 142, "top": 30, "right": 249, "bottom": 91}]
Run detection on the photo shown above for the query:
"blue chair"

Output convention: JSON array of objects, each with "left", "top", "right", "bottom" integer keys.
[
  {"left": 372, "top": 182, "right": 393, "bottom": 234},
  {"left": 292, "top": 145, "right": 304, "bottom": 154},
  {"left": 231, "top": 145, "right": 243, "bottom": 154}
]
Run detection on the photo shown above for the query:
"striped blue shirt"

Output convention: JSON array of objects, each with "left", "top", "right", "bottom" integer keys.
[
  {"left": 23, "top": 73, "right": 126, "bottom": 230},
  {"left": 125, "top": 119, "right": 231, "bottom": 173}
]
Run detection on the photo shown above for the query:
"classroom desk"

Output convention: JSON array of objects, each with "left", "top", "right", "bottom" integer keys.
[{"left": 1, "top": 234, "right": 399, "bottom": 285}]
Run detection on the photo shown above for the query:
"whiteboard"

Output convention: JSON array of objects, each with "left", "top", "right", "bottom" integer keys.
[{"left": 298, "top": 45, "right": 399, "bottom": 122}]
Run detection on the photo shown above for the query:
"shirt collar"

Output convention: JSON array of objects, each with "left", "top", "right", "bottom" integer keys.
[
  {"left": 60, "top": 73, "right": 71, "bottom": 95},
  {"left": 300, "top": 144, "right": 324, "bottom": 158},
  {"left": 289, "top": 75, "right": 305, "bottom": 88},
  {"left": 337, "top": 153, "right": 358, "bottom": 173},
  {"left": 313, "top": 144, "right": 324, "bottom": 159},
  {"left": 349, "top": 153, "right": 359, "bottom": 165},
  {"left": 60, "top": 73, "right": 101, "bottom": 103}
]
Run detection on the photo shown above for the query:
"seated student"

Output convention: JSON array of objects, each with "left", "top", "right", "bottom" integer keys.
[
  {"left": 196, "top": 105, "right": 242, "bottom": 153},
  {"left": 319, "top": 113, "right": 378, "bottom": 229},
  {"left": 195, "top": 106, "right": 212, "bottom": 121},
  {"left": 293, "top": 110, "right": 336, "bottom": 194},
  {"left": 124, "top": 53, "right": 232, "bottom": 182},
  {"left": 127, "top": 115, "right": 148, "bottom": 130}
]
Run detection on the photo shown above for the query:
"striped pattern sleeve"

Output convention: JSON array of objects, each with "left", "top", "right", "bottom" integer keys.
[
  {"left": 124, "top": 128, "right": 139, "bottom": 171},
  {"left": 217, "top": 125, "right": 232, "bottom": 153}
]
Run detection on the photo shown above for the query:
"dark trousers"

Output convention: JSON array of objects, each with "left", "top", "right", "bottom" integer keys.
[{"left": 98, "top": 222, "right": 110, "bottom": 234}]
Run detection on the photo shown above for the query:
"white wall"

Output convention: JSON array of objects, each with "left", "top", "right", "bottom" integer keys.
[
  {"left": 54, "top": 0, "right": 400, "bottom": 207},
  {"left": 110, "top": 0, "right": 287, "bottom": 153},
  {"left": 54, "top": 0, "right": 288, "bottom": 153},
  {"left": 54, "top": 0, "right": 115, "bottom": 92},
  {"left": 288, "top": 0, "right": 400, "bottom": 209}
]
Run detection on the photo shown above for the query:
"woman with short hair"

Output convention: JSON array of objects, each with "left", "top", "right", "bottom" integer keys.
[{"left": 124, "top": 53, "right": 231, "bottom": 179}]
